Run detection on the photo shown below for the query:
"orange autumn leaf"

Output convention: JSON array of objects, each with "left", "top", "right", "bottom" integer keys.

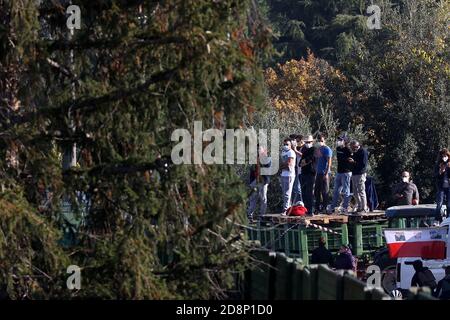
[{"left": 239, "top": 40, "right": 253, "bottom": 59}]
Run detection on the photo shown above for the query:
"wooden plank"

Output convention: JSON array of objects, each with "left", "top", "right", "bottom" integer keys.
[{"left": 260, "top": 213, "right": 349, "bottom": 225}]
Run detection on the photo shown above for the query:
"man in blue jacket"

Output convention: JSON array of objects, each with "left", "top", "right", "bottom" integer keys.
[{"left": 349, "top": 140, "right": 369, "bottom": 213}]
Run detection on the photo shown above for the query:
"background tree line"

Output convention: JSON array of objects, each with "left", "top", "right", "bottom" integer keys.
[{"left": 256, "top": 0, "right": 449, "bottom": 207}]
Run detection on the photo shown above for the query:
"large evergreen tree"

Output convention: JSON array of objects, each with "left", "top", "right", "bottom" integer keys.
[{"left": 0, "top": 0, "right": 271, "bottom": 299}]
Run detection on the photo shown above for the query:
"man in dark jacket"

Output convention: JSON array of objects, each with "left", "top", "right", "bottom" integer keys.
[
  {"left": 349, "top": 140, "right": 369, "bottom": 213},
  {"left": 328, "top": 133, "right": 352, "bottom": 214},
  {"left": 300, "top": 135, "right": 317, "bottom": 215},
  {"left": 435, "top": 149, "right": 450, "bottom": 220},
  {"left": 434, "top": 266, "right": 450, "bottom": 300},
  {"left": 311, "top": 237, "right": 333, "bottom": 265},
  {"left": 410, "top": 260, "right": 437, "bottom": 291}
]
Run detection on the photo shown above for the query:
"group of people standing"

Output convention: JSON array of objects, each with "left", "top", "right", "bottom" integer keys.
[
  {"left": 247, "top": 134, "right": 450, "bottom": 220},
  {"left": 247, "top": 132, "right": 369, "bottom": 219},
  {"left": 279, "top": 133, "right": 369, "bottom": 216}
]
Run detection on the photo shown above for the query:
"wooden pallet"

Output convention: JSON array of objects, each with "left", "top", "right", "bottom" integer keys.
[
  {"left": 261, "top": 213, "right": 348, "bottom": 225},
  {"left": 344, "top": 210, "right": 387, "bottom": 223}
]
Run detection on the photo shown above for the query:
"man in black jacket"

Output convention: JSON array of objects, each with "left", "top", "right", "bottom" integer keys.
[
  {"left": 434, "top": 149, "right": 450, "bottom": 220},
  {"left": 434, "top": 266, "right": 450, "bottom": 300},
  {"left": 300, "top": 135, "right": 317, "bottom": 215},
  {"left": 349, "top": 140, "right": 369, "bottom": 213},
  {"left": 311, "top": 237, "right": 333, "bottom": 266},
  {"left": 328, "top": 133, "right": 353, "bottom": 214},
  {"left": 410, "top": 260, "right": 437, "bottom": 292}
]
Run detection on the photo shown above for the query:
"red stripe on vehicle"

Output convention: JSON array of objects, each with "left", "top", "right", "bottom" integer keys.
[{"left": 388, "top": 241, "right": 446, "bottom": 259}]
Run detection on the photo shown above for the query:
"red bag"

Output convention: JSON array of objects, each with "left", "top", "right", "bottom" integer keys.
[{"left": 286, "top": 205, "right": 308, "bottom": 216}]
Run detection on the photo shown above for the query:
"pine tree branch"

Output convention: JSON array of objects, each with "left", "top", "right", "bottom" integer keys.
[
  {"left": 0, "top": 63, "right": 183, "bottom": 130},
  {"left": 45, "top": 35, "right": 185, "bottom": 52},
  {"left": 63, "top": 156, "right": 171, "bottom": 177},
  {"left": 187, "top": 202, "right": 240, "bottom": 237}
]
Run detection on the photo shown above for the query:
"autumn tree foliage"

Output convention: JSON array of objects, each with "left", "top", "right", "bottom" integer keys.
[
  {"left": 264, "top": 51, "right": 349, "bottom": 116},
  {"left": 262, "top": 0, "right": 449, "bottom": 203}
]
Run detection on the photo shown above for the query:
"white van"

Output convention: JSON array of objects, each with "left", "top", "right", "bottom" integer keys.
[{"left": 395, "top": 217, "right": 450, "bottom": 292}]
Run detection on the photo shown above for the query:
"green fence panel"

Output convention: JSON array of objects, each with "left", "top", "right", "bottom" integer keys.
[
  {"left": 362, "top": 225, "right": 380, "bottom": 253},
  {"left": 316, "top": 265, "right": 344, "bottom": 300},
  {"left": 291, "top": 259, "right": 305, "bottom": 300},
  {"left": 351, "top": 224, "right": 363, "bottom": 256},
  {"left": 341, "top": 224, "right": 349, "bottom": 248},
  {"left": 273, "top": 227, "right": 284, "bottom": 252},
  {"left": 375, "top": 224, "right": 383, "bottom": 247},
  {"left": 286, "top": 226, "right": 302, "bottom": 258},
  {"left": 308, "top": 265, "right": 319, "bottom": 300},
  {"left": 342, "top": 273, "right": 367, "bottom": 300},
  {"left": 299, "top": 229, "right": 309, "bottom": 264},
  {"left": 301, "top": 267, "right": 312, "bottom": 300},
  {"left": 248, "top": 250, "right": 276, "bottom": 300},
  {"left": 273, "top": 253, "right": 295, "bottom": 300},
  {"left": 306, "top": 229, "right": 323, "bottom": 252}
]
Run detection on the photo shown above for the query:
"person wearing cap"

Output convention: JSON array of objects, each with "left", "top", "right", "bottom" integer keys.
[
  {"left": 280, "top": 138, "right": 296, "bottom": 213},
  {"left": 410, "top": 260, "right": 437, "bottom": 291},
  {"left": 311, "top": 237, "right": 333, "bottom": 266},
  {"left": 314, "top": 133, "right": 332, "bottom": 214},
  {"left": 299, "top": 134, "right": 317, "bottom": 215},
  {"left": 434, "top": 266, "right": 450, "bottom": 300},
  {"left": 349, "top": 140, "right": 369, "bottom": 213},
  {"left": 392, "top": 171, "right": 420, "bottom": 206},
  {"left": 247, "top": 146, "right": 271, "bottom": 221},
  {"left": 328, "top": 133, "right": 353, "bottom": 214}
]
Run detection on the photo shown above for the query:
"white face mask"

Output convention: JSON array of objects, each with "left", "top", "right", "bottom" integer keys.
[
  {"left": 305, "top": 143, "right": 313, "bottom": 148},
  {"left": 402, "top": 177, "right": 409, "bottom": 183},
  {"left": 336, "top": 140, "right": 344, "bottom": 147},
  {"left": 282, "top": 145, "right": 290, "bottom": 152},
  {"left": 443, "top": 156, "right": 449, "bottom": 162}
]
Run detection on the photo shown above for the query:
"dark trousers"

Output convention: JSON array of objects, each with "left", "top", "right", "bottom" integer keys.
[
  {"left": 314, "top": 173, "right": 330, "bottom": 213},
  {"left": 436, "top": 187, "right": 450, "bottom": 219},
  {"left": 301, "top": 173, "right": 316, "bottom": 214}
]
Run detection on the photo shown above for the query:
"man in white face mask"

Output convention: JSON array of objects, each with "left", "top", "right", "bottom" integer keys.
[
  {"left": 392, "top": 171, "right": 420, "bottom": 206},
  {"left": 280, "top": 138, "right": 296, "bottom": 213}
]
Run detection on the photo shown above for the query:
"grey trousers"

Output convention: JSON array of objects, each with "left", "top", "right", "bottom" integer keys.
[
  {"left": 247, "top": 181, "right": 268, "bottom": 217},
  {"left": 352, "top": 173, "right": 367, "bottom": 211},
  {"left": 281, "top": 175, "right": 295, "bottom": 211}
]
